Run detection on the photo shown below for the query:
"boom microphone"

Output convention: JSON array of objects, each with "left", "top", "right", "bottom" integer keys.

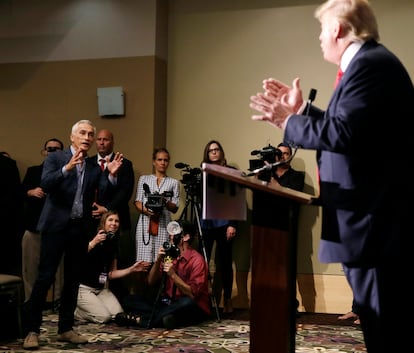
[{"left": 175, "top": 162, "right": 190, "bottom": 169}]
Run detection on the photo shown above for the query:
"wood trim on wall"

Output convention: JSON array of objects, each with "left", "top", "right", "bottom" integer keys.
[{"left": 224, "top": 271, "right": 353, "bottom": 314}]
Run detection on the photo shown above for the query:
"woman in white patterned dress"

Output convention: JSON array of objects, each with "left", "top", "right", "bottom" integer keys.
[{"left": 134, "top": 147, "right": 180, "bottom": 263}]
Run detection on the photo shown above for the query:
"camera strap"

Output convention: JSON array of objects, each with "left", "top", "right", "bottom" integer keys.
[{"left": 148, "top": 214, "right": 160, "bottom": 236}]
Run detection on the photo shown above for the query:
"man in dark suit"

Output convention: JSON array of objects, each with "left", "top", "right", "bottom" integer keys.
[
  {"left": 249, "top": 1, "right": 413, "bottom": 352},
  {"left": 23, "top": 120, "right": 123, "bottom": 350},
  {"left": 0, "top": 152, "right": 23, "bottom": 276},
  {"left": 91, "top": 129, "right": 135, "bottom": 236},
  {"left": 21, "top": 138, "right": 64, "bottom": 302},
  {"left": 91, "top": 128, "right": 135, "bottom": 300}
]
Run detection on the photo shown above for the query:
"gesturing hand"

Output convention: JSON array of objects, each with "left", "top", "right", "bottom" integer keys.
[
  {"left": 264, "top": 77, "right": 303, "bottom": 112},
  {"left": 106, "top": 152, "right": 123, "bottom": 176},
  {"left": 131, "top": 261, "right": 151, "bottom": 273},
  {"left": 250, "top": 77, "right": 303, "bottom": 129}
]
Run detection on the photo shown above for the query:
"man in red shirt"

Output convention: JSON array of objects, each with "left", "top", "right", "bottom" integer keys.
[{"left": 118, "top": 220, "right": 210, "bottom": 329}]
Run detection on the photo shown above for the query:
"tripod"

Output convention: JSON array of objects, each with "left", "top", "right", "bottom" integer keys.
[
  {"left": 178, "top": 190, "right": 221, "bottom": 322},
  {"left": 147, "top": 272, "right": 168, "bottom": 328}
]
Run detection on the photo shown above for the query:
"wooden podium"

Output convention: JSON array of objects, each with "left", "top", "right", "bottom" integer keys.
[{"left": 202, "top": 163, "right": 313, "bottom": 353}]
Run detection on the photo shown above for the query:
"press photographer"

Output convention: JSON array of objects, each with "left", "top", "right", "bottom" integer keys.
[
  {"left": 162, "top": 220, "right": 182, "bottom": 260},
  {"left": 143, "top": 183, "right": 173, "bottom": 214},
  {"left": 119, "top": 220, "right": 211, "bottom": 329},
  {"left": 134, "top": 147, "right": 180, "bottom": 264},
  {"left": 77, "top": 211, "right": 151, "bottom": 324}
]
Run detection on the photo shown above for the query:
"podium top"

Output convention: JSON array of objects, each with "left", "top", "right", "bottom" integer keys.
[{"left": 202, "top": 162, "right": 314, "bottom": 205}]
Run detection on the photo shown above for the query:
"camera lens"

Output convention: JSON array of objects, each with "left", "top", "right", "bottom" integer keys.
[
  {"left": 162, "top": 241, "right": 180, "bottom": 259},
  {"left": 106, "top": 231, "right": 116, "bottom": 240}
]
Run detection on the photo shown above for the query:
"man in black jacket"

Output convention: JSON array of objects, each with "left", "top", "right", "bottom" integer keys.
[
  {"left": 0, "top": 152, "right": 23, "bottom": 276},
  {"left": 21, "top": 138, "right": 64, "bottom": 302}
]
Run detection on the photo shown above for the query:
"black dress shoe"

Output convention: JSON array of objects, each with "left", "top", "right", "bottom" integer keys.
[
  {"left": 115, "top": 312, "right": 141, "bottom": 327},
  {"left": 162, "top": 314, "right": 177, "bottom": 329}
]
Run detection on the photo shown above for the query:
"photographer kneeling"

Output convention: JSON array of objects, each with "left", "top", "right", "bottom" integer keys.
[
  {"left": 118, "top": 220, "right": 211, "bottom": 329},
  {"left": 75, "top": 211, "right": 151, "bottom": 323}
]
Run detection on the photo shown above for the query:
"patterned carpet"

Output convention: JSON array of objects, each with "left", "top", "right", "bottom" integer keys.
[{"left": 0, "top": 311, "right": 366, "bottom": 353}]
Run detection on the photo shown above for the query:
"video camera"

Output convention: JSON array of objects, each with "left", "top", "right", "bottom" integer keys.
[
  {"left": 249, "top": 144, "right": 282, "bottom": 182},
  {"left": 143, "top": 183, "right": 173, "bottom": 213},
  {"left": 175, "top": 162, "right": 202, "bottom": 198}
]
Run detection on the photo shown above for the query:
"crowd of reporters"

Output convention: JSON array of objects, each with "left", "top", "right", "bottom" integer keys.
[{"left": 1, "top": 119, "right": 297, "bottom": 350}]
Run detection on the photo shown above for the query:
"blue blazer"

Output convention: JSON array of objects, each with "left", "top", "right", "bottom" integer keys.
[
  {"left": 284, "top": 40, "right": 414, "bottom": 265},
  {"left": 37, "top": 148, "right": 113, "bottom": 233}
]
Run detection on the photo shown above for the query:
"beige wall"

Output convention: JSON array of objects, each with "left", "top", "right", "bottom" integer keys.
[
  {"left": 166, "top": 0, "right": 414, "bottom": 312},
  {"left": 0, "top": 0, "right": 167, "bottom": 178},
  {"left": 0, "top": 57, "right": 161, "bottom": 176},
  {"left": 166, "top": 0, "right": 414, "bottom": 271},
  {"left": 1, "top": 0, "right": 413, "bottom": 313}
]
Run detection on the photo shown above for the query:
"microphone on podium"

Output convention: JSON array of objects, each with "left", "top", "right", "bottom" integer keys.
[{"left": 305, "top": 88, "right": 317, "bottom": 116}]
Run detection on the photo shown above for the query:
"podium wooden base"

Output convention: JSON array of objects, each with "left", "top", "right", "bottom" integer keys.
[{"left": 201, "top": 163, "right": 312, "bottom": 353}]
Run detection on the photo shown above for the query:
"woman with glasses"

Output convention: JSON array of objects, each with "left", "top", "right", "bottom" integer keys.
[{"left": 200, "top": 140, "right": 237, "bottom": 314}]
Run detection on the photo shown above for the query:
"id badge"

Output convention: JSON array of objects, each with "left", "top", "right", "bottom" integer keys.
[{"left": 99, "top": 272, "right": 108, "bottom": 284}]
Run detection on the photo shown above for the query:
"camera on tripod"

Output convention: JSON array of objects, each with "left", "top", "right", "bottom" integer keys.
[
  {"left": 175, "top": 162, "right": 202, "bottom": 198},
  {"left": 249, "top": 144, "right": 282, "bottom": 182}
]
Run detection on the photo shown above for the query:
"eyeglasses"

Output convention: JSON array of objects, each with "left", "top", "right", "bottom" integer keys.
[
  {"left": 45, "top": 146, "right": 61, "bottom": 152},
  {"left": 208, "top": 148, "right": 220, "bottom": 153}
]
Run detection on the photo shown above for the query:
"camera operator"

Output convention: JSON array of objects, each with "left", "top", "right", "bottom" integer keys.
[
  {"left": 270, "top": 143, "right": 305, "bottom": 192},
  {"left": 134, "top": 147, "right": 180, "bottom": 264},
  {"left": 75, "top": 211, "right": 151, "bottom": 323},
  {"left": 118, "top": 220, "right": 210, "bottom": 329}
]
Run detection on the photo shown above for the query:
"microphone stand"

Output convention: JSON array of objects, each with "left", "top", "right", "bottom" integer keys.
[{"left": 245, "top": 160, "right": 286, "bottom": 177}]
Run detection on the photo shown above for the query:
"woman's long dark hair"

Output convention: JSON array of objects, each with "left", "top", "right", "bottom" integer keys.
[{"left": 201, "top": 140, "right": 227, "bottom": 166}]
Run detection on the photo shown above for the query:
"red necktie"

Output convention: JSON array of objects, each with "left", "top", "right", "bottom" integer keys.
[
  {"left": 334, "top": 68, "right": 344, "bottom": 88},
  {"left": 99, "top": 158, "right": 105, "bottom": 171}
]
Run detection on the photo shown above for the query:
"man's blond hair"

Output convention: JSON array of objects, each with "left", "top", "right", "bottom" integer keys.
[{"left": 315, "top": 0, "right": 379, "bottom": 42}]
